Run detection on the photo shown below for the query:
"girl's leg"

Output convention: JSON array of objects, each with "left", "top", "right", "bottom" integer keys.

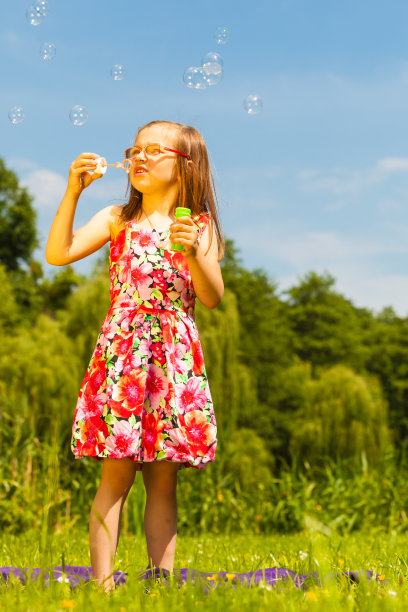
[
  {"left": 142, "top": 461, "right": 179, "bottom": 571},
  {"left": 89, "top": 457, "right": 137, "bottom": 592}
]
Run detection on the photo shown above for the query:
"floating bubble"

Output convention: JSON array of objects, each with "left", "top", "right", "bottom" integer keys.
[
  {"left": 215, "top": 26, "right": 230, "bottom": 45},
  {"left": 201, "top": 52, "right": 223, "bottom": 75},
  {"left": 111, "top": 64, "right": 126, "bottom": 81},
  {"left": 243, "top": 94, "right": 263, "bottom": 115},
  {"left": 33, "top": 0, "right": 49, "bottom": 17},
  {"left": 26, "top": 5, "right": 43, "bottom": 25},
  {"left": 205, "top": 69, "right": 223, "bottom": 86},
  {"left": 8, "top": 107, "right": 25, "bottom": 125},
  {"left": 183, "top": 67, "right": 208, "bottom": 90},
  {"left": 40, "top": 42, "right": 56, "bottom": 60},
  {"left": 69, "top": 105, "right": 88, "bottom": 126}
]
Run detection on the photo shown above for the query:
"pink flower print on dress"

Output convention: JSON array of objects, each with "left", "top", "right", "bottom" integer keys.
[
  {"left": 131, "top": 261, "right": 153, "bottom": 287},
  {"left": 76, "top": 391, "right": 107, "bottom": 421},
  {"left": 110, "top": 230, "right": 127, "bottom": 263},
  {"left": 111, "top": 332, "right": 133, "bottom": 359},
  {"left": 178, "top": 410, "right": 216, "bottom": 456},
  {"left": 77, "top": 415, "right": 109, "bottom": 455},
  {"left": 131, "top": 261, "right": 153, "bottom": 301},
  {"left": 131, "top": 230, "right": 157, "bottom": 255},
  {"left": 111, "top": 369, "right": 146, "bottom": 418},
  {"left": 105, "top": 420, "right": 140, "bottom": 458},
  {"left": 167, "top": 427, "right": 193, "bottom": 460},
  {"left": 142, "top": 411, "right": 165, "bottom": 460},
  {"left": 145, "top": 363, "right": 169, "bottom": 411},
  {"left": 118, "top": 251, "right": 134, "bottom": 284},
  {"left": 164, "top": 342, "right": 188, "bottom": 377},
  {"left": 173, "top": 276, "right": 186, "bottom": 293},
  {"left": 175, "top": 377, "right": 207, "bottom": 413},
  {"left": 122, "top": 352, "right": 143, "bottom": 376}
]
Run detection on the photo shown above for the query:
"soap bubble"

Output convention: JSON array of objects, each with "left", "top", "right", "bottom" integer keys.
[
  {"left": 33, "top": 0, "right": 49, "bottom": 16},
  {"left": 183, "top": 67, "right": 208, "bottom": 89},
  {"left": 215, "top": 26, "right": 230, "bottom": 44},
  {"left": 40, "top": 42, "right": 56, "bottom": 60},
  {"left": 205, "top": 69, "right": 223, "bottom": 86},
  {"left": 69, "top": 105, "right": 88, "bottom": 126},
  {"left": 26, "top": 5, "right": 43, "bottom": 25},
  {"left": 201, "top": 52, "right": 223, "bottom": 75},
  {"left": 8, "top": 107, "right": 25, "bottom": 125},
  {"left": 243, "top": 94, "right": 263, "bottom": 115},
  {"left": 111, "top": 64, "right": 126, "bottom": 80}
]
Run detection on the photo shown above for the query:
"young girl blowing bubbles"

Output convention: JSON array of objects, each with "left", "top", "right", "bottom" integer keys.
[{"left": 46, "top": 120, "right": 224, "bottom": 592}]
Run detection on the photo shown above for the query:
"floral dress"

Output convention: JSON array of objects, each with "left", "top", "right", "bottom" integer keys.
[{"left": 71, "top": 213, "right": 217, "bottom": 471}]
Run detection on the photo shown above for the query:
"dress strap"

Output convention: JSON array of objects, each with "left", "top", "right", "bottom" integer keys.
[{"left": 194, "top": 213, "right": 212, "bottom": 241}]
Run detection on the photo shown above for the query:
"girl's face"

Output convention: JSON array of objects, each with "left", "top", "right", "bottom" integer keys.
[{"left": 128, "top": 125, "right": 180, "bottom": 195}]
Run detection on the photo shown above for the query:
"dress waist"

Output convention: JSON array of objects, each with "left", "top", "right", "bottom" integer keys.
[{"left": 109, "top": 302, "right": 192, "bottom": 316}]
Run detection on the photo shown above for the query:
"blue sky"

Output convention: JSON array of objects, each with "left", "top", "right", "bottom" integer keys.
[{"left": 2, "top": 0, "right": 408, "bottom": 314}]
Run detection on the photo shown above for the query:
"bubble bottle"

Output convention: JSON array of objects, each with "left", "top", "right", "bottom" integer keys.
[{"left": 171, "top": 207, "right": 191, "bottom": 252}]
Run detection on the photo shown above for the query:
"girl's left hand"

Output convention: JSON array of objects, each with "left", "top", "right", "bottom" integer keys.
[{"left": 169, "top": 216, "right": 200, "bottom": 258}]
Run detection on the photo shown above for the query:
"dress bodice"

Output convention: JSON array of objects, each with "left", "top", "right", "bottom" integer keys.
[{"left": 109, "top": 214, "right": 211, "bottom": 318}]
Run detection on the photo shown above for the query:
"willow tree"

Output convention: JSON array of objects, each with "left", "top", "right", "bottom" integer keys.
[
  {"left": 195, "top": 288, "right": 256, "bottom": 438},
  {"left": 289, "top": 365, "right": 390, "bottom": 466}
]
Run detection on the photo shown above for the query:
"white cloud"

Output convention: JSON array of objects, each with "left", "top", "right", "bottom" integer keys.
[
  {"left": 229, "top": 219, "right": 408, "bottom": 316},
  {"left": 298, "top": 156, "right": 408, "bottom": 196},
  {"left": 20, "top": 169, "right": 67, "bottom": 209},
  {"left": 6, "top": 158, "right": 128, "bottom": 210}
]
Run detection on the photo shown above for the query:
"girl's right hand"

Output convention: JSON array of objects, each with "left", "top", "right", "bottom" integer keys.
[{"left": 67, "top": 152, "right": 104, "bottom": 195}]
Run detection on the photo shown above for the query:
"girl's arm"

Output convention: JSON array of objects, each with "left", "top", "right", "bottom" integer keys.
[
  {"left": 170, "top": 217, "right": 224, "bottom": 309},
  {"left": 45, "top": 153, "right": 117, "bottom": 266}
]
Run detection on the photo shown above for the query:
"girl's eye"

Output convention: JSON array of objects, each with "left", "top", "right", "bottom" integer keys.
[{"left": 146, "top": 144, "right": 161, "bottom": 155}]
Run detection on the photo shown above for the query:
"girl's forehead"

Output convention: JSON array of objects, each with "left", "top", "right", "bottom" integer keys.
[{"left": 135, "top": 125, "right": 177, "bottom": 145}]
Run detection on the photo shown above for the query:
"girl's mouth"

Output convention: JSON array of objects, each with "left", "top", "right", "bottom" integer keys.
[{"left": 134, "top": 165, "right": 147, "bottom": 175}]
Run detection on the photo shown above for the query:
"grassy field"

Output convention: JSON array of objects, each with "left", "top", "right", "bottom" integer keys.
[{"left": 1, "top": 528, "right": 408, "bottom": 611}]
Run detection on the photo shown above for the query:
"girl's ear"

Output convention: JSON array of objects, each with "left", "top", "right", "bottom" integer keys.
[{"left": 186, "top": 160, "right": 194, "bottom": 176}]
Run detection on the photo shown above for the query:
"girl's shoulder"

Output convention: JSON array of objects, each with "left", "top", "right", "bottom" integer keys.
[{"left": 108, "top": 205, "right": 129, "bottom": 242}]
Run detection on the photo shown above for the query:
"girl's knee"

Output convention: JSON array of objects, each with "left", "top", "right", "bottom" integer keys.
[{"left": 142, "top": 462, "right": 178, "bottom": 494}]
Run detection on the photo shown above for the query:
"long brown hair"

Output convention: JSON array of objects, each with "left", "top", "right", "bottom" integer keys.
[{"left": 118, "top": 120, "right": 224, "bottom": 259}]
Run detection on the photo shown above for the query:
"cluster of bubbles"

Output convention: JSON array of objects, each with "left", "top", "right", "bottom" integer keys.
[
  {"left": 10, "top": 19, "right": 262, "bottom": 125},
  {"left": 182, "top": 26, "right": 263, "bottom": 114},
  {"left": 183, "top": 52, "right": 224, "bottom": 90},
  {"left": 182, "top": 26, "right": 229, "bottom": 90}
]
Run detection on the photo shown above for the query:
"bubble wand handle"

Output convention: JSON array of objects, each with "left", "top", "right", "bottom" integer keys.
[{"left": 171, "top": 207, "right": 191, "bottom": 252}]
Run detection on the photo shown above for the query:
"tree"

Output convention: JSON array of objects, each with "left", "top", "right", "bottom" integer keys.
[
  {"left": 289, "top": 365, "right": 390, "bottom": 466},
  {"left": 284, "top": 271, "right": 367, "bottom": 372},
  {"left": 0, "top": 158, "right": 38, "bottom": 271},
  {"left": 362, "top": 306, "right": 408, "bottom": 443},
  {"left": 221, "top": 238, "right": 295, "bottom": 403}
]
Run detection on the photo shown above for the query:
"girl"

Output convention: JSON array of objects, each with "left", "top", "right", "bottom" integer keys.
[{"left": 45, "top": 120, "right": 224, "bottom": 593}]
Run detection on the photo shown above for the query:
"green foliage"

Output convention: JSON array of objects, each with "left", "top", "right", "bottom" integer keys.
[
  {"left": 40, "top": 265, "right": 84, "bottom": 314},
  {"left": 285, "top": 271, "right": 368, "bottom": 371},
  {"left": 196, "top": 290, "right": 256, "bottom": 437},
  {"left": 0, "top": 164, "right": 405, "bottom": 537},
  {"left": 0, "top": 158, "right": 38, "bottom": 271},
  {"left": 58, "top": 271, "right": 111, "bottom": 370},
  {"left": 0, "top": 262, "right": 20, "bottom": 329},
  {"left": 362, "top": 306, "right": 408, "bottom": 439},
  {"left": 290, "top": 365, "right": 390, "bottom": 466}
]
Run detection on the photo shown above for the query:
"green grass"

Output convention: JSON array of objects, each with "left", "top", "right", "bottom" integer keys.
[{"left": 1, "top": 528, "right": 408, "bottom": 611}]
